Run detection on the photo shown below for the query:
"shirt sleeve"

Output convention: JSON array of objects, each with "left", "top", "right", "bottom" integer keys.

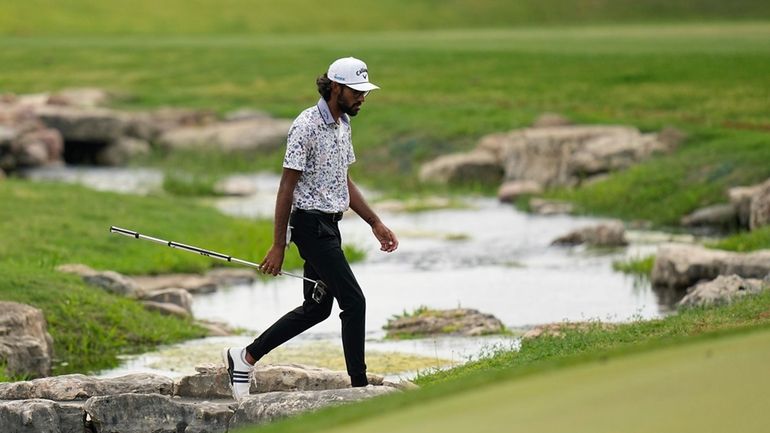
[{"left": 283, "top": 119, "right": 309, "bottom": 171}]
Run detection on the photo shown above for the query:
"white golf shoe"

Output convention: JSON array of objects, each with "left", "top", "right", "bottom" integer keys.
[{"left": 222, "top": 347, "right": 252, "bottom": 401}]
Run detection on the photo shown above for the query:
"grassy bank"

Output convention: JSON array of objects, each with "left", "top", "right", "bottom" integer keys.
[
  {"left": 547, "top": 129, "right": 770, "bottom": 227},
  {"left": 0, "top": 179, "right": 318, "bottom": 374},
  {"left": 252, "top": 326, "right": 770, "bottom": 433},
  {"left": 239, "top": 290, "right": 770, "bottom": 433}
]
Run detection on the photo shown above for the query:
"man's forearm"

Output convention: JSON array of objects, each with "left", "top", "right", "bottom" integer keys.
[
  {"left": 348, "top": 176, "right": 380, "bottom": 226},
  {"left": 273, "top": 192, "right": 293, "bottom": 248},
  {"left": 273, "top": 168, "right": 302, "bottom": 247}
]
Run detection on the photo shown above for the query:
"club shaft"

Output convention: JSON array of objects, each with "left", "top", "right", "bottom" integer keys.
[{"left": 109, "top": 226, "right": 317, "bottom": 284}]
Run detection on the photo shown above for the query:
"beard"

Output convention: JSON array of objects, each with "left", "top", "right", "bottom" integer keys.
[{"left": 337, "top": 98, "right": 360, "bottom": 117}]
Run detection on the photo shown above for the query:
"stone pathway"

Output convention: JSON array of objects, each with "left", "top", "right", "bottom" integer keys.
[{"left": 0, "top": 364, "right": 413, "bottom": 433}]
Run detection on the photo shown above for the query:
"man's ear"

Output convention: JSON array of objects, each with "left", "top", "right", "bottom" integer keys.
[{"left": 330, "top": 82, "right": 343, "bottom": 98}]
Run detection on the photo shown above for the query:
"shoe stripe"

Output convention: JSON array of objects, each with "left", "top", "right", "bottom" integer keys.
[
  {"left": 233, "top": 371, "right": 250, "bottom": 376},
  {"left": 233, "top": 379, "right": 250, "bottom": 383}
]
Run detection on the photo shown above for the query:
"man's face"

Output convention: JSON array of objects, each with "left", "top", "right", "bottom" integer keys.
[{"left": 336, "top": 84, "right": 368, "bottom": 117}]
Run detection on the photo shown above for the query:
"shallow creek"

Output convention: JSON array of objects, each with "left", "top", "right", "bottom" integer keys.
[{"left": 24, "top": 167, "right": 693, "bottom": 380}]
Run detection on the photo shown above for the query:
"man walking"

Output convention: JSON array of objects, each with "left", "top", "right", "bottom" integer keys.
[{"left": 223, "top": 57, "right": 399, "bottom": 401}]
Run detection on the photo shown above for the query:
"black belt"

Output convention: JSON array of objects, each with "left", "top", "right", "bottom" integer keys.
[{"left": 294, "top": 209, "right": 344, "bottom": 222}]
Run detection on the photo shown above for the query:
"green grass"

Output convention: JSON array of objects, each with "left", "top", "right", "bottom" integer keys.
[
  {"left": 417, "top": 290, "right": 770, "bottom": 386},
  {"left": 253, "top": 327, "right": 770, "bottom": 433},
  {"left": 612, "top": 255, "right": 655, "bottom": 276},
  {"left": 2, "top": 1, "right": 769, "bottom": 36},
  {"left": 238, "top": 290, "right": 770, "bottom": 433},
  {"left": 708, "top": 226, "right": 770, "bottom": 252},
  {"left": 547, "top": 129, "right": 770, "bottom": 227},
  {"left": 3, "top": 262, "right": 206, "bottom": 375},
  {"left": 0, "top": 179, "right": 341, "bottom": 374},
  {"left": 2, "top": 23, "right": 770, "bottom": 196}
]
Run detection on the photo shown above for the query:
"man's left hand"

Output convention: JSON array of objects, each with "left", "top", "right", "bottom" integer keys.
[{"left": 372, "top": 222, "right": 398, "bottom": 253}]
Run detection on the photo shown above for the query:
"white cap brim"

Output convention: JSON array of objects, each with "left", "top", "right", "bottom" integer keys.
[{"left": 346, "top": 82, "right": 380, "bottom": 91}]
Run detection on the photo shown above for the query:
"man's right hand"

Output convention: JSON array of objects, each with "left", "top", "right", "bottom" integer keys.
[{"left": 260, "top": 245, "right": 285, "bottom": 276}]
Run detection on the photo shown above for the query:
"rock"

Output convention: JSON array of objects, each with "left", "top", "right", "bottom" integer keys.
[
  {"left": 447, "top": 125, "right": 676, "bottom": 189},
  {"left": 34, "top": 105, "right": 127, "bottom": 143},
  {"left": 123, "top": 108, "right": 216, "bottom": 141},
  {"left": 47, "top": 88, "right": 112, "bottom": 108},
  {"left": 0, "top": 109, "right": 64, "bottom": 171},
  {"left": 475, "top": 131, "right": 511, "bottom": 160},
  {"left": 551, "top": 221, "right": 628, "bottom": 247},
  {"left": 729, "top": 184, "right": 763, "bottom": 228},
  {"left": 158, "top": 117, "right": 291, "bottom": 152},
  {"left": 418, "top": 150, "right": 503, "bottom": 186},
  {"left": 174, "top": 365, "right": 233, "bottom": 399},
  {"left": 194, "top": 319, "right": 236, "bottom": 337},
  {"left": 205, "top": 268, "right": 257, "bottom": 286},
  {"left": 251, "top": 364, "right": 384, "bottom": 393},
  {"left": 504, "top": 126, "right": 632, "bottom": 186},
  {"left": 141, "top": 289, "right": 193, "bottom": 314},
  {"left": 651, "top": 243, "right": 770, "bottom": 291},
  {"left": 176, "top": 364, "right": 385, "bottom": 399},
  {"left": 0, "top": 373, "right": 174, "bottom": 400},
  {"left": 382, "top": 380, "right": 420, "bottom": 391},
  {"left": 531, "top": 112, "right": 572, "bottom": 128},
  {"left": 0, "top": 399, "right": 84, "bottom": 433},
  {"left": 529, "top": 198, "right": 574, "bottom": 215},
  {"left": 13, "top": 128, "right": 64, "bottom": 167},
  {"left": 84, "top": 393, "right": 233, "bottom": 433},
  {"left": 82, "top": 270, "right": 142, "bottom": 297},
  {"left": 141, "top": 300, "right": 191, "bottom": 318},
  {"left": 522, "top": 322, "right": 615, "bottom": 339},
  {"left": 567, "top": 130, "right": 666, "bottom": 177},
  {"left": 0, "top": 105, "right": 38, "bottom": 133},
  {"left": 749, "top": 179, "right": 770, "bottom": 230},
  {"left": 384, "top": 308, "right": 505, "bottom": 338},
  {"left": 0, "top": 302, "right": 54, "bottom": 378},
  {"left": 678, "top": 275, "right": 766, "bottom": 309},
  {"left": 497, "top": 180, "right": 543, "bottom": 203},
  {"left": 231, "top": 387, "right": 397, "bottom": 428},
  {"left": 14, "top": 93, "right": 50, "bottom": 108},
  {"left": 680, "top": 203, "right": 738, "bottom": 229},
  {"left": 223, "top": 108, "right": 271, "bottom": 122},
  {"left": 0, "top": 125, "right": 15, "bottom": 148},
  {"left": 94, "top": 136, "right": 151, "bottom": 166},
  {"left": 131, "top": 274, "right": 218, "bottom": 294}
]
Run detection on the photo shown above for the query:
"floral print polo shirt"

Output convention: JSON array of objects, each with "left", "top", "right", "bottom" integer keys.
[{"left": 283, "top": 98, "right": 356, "bottom": 213}]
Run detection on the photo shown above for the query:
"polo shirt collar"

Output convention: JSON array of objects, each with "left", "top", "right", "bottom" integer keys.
[{"left": 316, "top": 98, "right": 350, "bottom": 126}]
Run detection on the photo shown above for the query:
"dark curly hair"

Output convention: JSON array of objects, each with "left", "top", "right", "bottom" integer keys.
[{"left": 317, "top": 73, "right": 333, "bottom": 101}]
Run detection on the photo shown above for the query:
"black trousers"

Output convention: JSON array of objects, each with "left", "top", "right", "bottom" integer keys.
[{"left": 246, "top": 210, "right": 368, "bottom": 386}]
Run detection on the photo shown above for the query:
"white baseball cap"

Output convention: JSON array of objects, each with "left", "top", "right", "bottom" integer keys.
[{"left": 327, "top": 57, "right": 380, "bottom": 92}]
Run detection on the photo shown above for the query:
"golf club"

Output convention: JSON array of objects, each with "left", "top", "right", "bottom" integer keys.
[{"left": 109, "top": 226, "right": 327, "bottom": 303}]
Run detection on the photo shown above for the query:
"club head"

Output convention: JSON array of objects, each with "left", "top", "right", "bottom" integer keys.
[{"left": 311, "top": 280, "right": 327, "bottom": 303}]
